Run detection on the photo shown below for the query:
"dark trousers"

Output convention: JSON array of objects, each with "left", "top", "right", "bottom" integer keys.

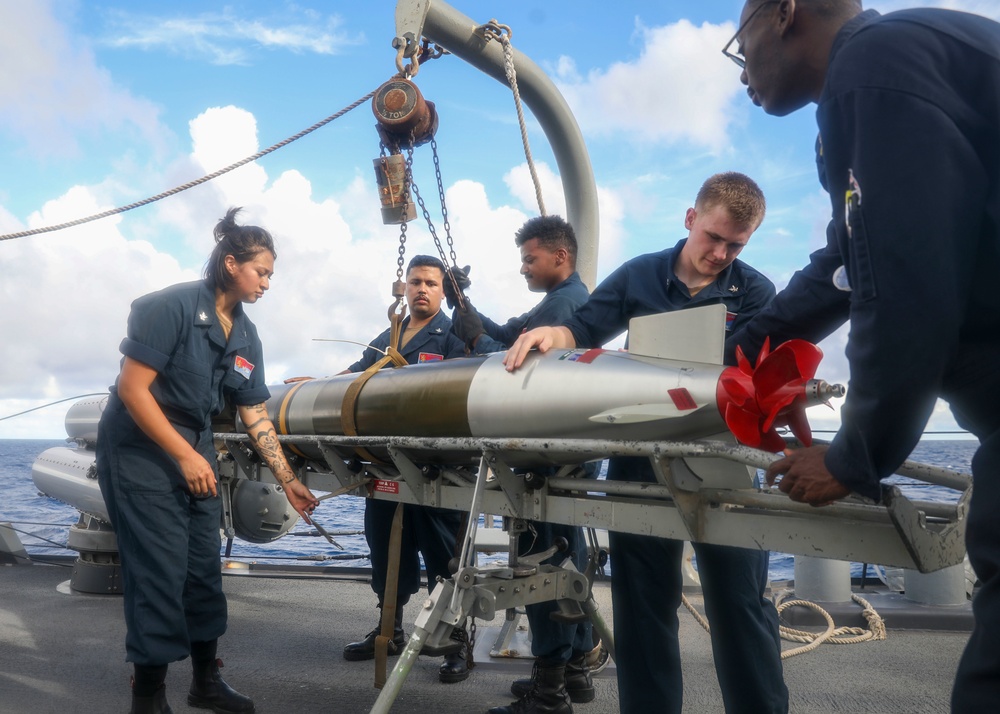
[
  {"left": 97, "top": 403, "right": 226, "bottom": 665},
  {"left": 608, "top": 457, "right": 787, "bottom": 714},
  {"left": 520, "top": 520, "right": 593, "bottom": 662},
  {"left": 364, "top": 498, "right": 463, "bottom": 607},
  {"left": 519, "top": 460, "right": 601, "bottom": 662},
  {"left": 952, "top": 429, "right": 1000, "bottom": 712}
]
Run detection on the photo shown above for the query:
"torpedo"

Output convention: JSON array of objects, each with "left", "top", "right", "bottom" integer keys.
[{"left": 258, "top": 337, "right": 841, "bottom": 466}]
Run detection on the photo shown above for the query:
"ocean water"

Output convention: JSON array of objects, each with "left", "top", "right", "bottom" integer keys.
[{"left": 0, "top": 438, "right": 978, "bottom": 581}]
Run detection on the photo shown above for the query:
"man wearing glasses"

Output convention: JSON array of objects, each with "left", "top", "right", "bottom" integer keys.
[{"left": 723, "top": 2, "right": 1000, "bottom": 711}]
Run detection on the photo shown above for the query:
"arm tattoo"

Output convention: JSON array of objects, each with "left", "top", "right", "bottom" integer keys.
[
  {"left": 245, "top": 408, "right": 297, "bottom": 484},
  {"left": 244, "top": 416, "right": 269, "bottom": 432}
]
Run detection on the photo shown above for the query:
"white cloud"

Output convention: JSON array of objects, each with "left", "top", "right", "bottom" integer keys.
[
  {"left": 872, "top": 0, "right": 1000, "bottom": 22},
  {"left": 502, "top": 161, "right": 627, "bottom": 285},
  {"left": 101, "top": 7, "right": 364, "bottom": 65},
  {"left": 0, "top": 1, "right": 164, "bottom": 157},
  {"left": 0, "top": 187, "right": 193, "bottom": 439},
  {"left": 1, "top": 99, "right": 594, "bottom": 439},
  {"left": 553, "top": 19, "right": 744, "bottom": 151}
]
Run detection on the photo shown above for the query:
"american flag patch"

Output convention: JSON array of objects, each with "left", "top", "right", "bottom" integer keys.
[{"left": 725, "top": 311, "right": 738, "bottom": 331}]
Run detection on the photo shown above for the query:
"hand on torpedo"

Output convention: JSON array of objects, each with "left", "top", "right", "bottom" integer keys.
[
  {"left": 444, "top": 264, "right": 472, "bottom": 309},
  {"left": 765, "top": 445, "right": 852, "bottom": 506},
  {"left": 503, "top": 326, "right": 575, "bottom": 372}
]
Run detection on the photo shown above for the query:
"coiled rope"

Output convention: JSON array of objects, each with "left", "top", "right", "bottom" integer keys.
[
  {"left": 681, "top": 588, "right": 886, "bottom": 659},
  {"left": 0, "top": 89, "right": 377, "bottom": 242}
]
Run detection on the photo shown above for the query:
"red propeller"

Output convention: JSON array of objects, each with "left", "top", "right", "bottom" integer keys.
[{"left": 717, "top": 339, "right": 824, "bottom": 451}]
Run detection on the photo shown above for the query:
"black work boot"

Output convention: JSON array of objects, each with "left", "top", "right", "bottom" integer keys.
[
  {"left": 439, "top": 626, "right": 472, "bottom": 683},
  {"left": 130, "top": 685, "right": 172, "bottom": 714},
  {"left": 511, "top": 652, "right": 594, "bottom": 703},
  {"left": 343, "top": 605, "right": 406, "bottom": 661},
  {"left": 489, "top": 661, "right": 572, "bottom": 714},
  {"left": 130, "top": 665, "right": 172, "bottom": 714},
  {"left": 188, "top": 645, "right": 255, "bottom": 714}
]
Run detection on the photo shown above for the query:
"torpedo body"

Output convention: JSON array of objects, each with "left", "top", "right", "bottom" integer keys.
[{"left": 261, "top": 343, "right": 838, "bottom": 465}]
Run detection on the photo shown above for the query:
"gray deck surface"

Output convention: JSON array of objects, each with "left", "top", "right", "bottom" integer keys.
[{"left": 0, "top": 562, "right": 971, "bottom": 713}]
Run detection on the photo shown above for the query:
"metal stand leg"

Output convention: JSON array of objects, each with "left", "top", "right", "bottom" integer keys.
[
  {"left": 369, "top": 624, "right": 430, "bottom": 714},
  {"left": 370, "top": 578, "right": 463, "bottom": 714}
]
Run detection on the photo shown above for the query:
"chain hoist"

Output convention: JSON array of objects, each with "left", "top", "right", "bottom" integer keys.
[{"left": 371, "top": 64, "right": 466, "bottom": 317}]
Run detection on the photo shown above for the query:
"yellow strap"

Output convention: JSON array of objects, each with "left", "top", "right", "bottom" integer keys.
[
  {"left": 374, "top": 502, "right": 405, "bottom": 689},
  {"left": 341, "top": 312, "right": 408, "bottom": 463}
]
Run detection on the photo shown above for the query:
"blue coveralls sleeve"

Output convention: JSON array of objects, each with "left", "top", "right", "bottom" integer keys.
[
  {"left": 472, "top": 331, "right": 509, "bottom": 354},
  {"left": 725, "top": 228, "right": 849, "bottom": 365},
  {"left": 817, "top": 18, "right": 992, "bottom": 500},
  {"left": 120, "top": 292, "right": 183, "bottom": 372},
  {"left": 478, "top": 310, "right": 529, "bottom": 351},
  {"left": 474, "top": 288, "right": 585, "bottom": 353},
  {"left": 563, "top": 264, "right": 632, "bottom": 349}
]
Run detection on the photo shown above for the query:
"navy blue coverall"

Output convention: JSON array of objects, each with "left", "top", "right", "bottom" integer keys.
[
  {"left": 466, "top": 272, "right": 597, "bottom": 663},
  {"left": 564, "top": 241, "right": 787, "bottom": 714},
  {"left": 726, "top": 10, "right": 1000, "bottom": 711},
  {"left": 348, "top": 310, "right": 467, "bottom": 607},
  {"left": 97, "top": 280, "right": 271, "bottom": 665}
]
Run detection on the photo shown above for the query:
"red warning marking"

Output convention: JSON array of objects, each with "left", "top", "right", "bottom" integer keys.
[
  {"left": 668, "top": 388, "right": 697, "bottom": 411},
  {"left": 374, "top": 480, "right": 400, "bottom": 494},
  {"left": 576, "top": 349, "right": 603, "bottom": 364}
]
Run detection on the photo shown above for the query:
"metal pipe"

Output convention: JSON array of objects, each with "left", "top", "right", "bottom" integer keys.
[{"left": 397, "top": 0, "right": 600, "bottom": 288}]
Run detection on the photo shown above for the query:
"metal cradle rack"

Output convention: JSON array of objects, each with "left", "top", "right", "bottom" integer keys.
[{"left": 217, "top": 432, "right": 971, "bottom": 713}]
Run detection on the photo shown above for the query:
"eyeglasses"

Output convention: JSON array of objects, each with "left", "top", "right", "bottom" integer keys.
[{"left": 721, "top": 1, "right": 779, "bottom": 69}]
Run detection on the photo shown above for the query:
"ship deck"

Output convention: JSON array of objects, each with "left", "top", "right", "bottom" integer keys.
[{"left": 0, "top": 559, "right": 971, "bottom": 714}]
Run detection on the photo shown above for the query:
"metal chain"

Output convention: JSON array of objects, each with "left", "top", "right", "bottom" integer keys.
[
  {"left": 1, "top": 89, "right": 378, "bottom": 242},
  {"left": 408, "top": 148, "right": 453, "bottom": 271},
  {"left": 396, "top": 144, "right": 415, "bottom": 282},
  {"left": 430, "top": 137, "right": 458, "bottom": 266}
]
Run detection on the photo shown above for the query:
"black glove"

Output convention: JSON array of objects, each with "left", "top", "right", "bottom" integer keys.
[
  {"left": 452, "top": 301, "right": 485, "bottom": 350},
  {"left": 444, "top": 265, "right": 472, "bottom": 310}
]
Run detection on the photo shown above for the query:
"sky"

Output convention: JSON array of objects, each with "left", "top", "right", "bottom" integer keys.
[{"left": 1, "top": 0, "right": 994, "bottom": 440}]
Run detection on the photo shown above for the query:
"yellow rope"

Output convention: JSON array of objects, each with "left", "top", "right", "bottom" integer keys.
[
  {"left": 491, "top": 21, "right": 546, "bottom": 217},
  {"left": 775, "top": 591, "right": 887, "bottom": 658},
  {"left": 680, "top": 589, "right": 886, "bottom": 660}
]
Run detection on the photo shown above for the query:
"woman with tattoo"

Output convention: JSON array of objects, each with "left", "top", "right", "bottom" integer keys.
[{"left": 96, "top": 207, "right": 318, "bottom": 714}]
